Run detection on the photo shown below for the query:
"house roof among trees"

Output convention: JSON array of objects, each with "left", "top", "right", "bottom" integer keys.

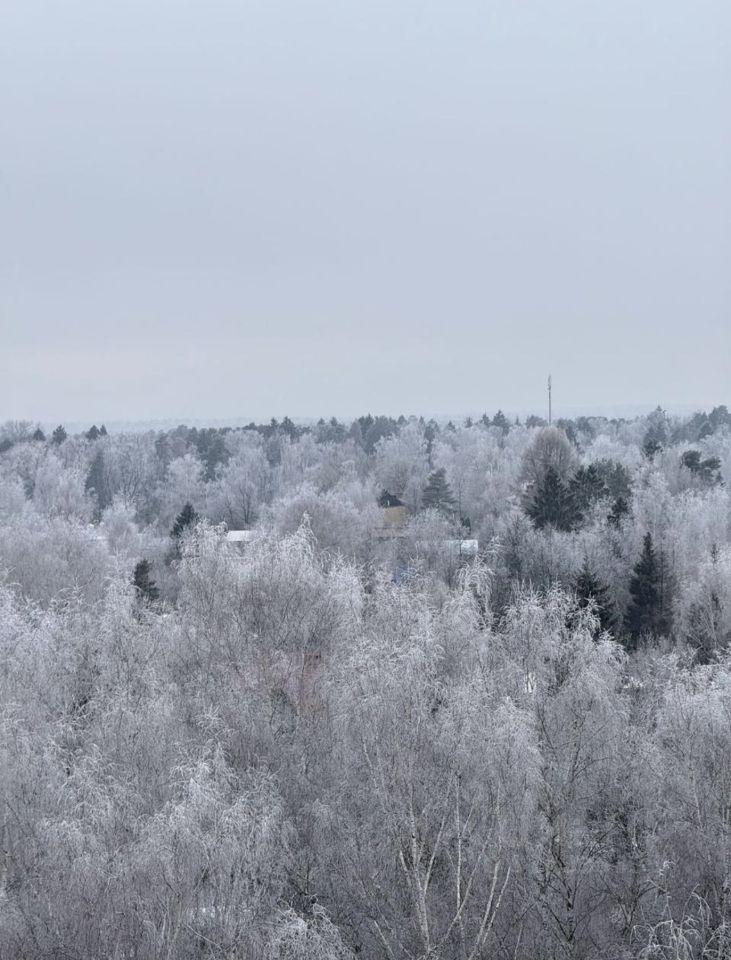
[{"left": 378, "top": 490, "right": 405, "bottom": 508}]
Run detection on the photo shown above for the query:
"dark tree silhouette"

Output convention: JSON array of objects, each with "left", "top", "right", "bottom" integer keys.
[
  {"left": 625, "top": 533, "right": 671, "bottom": 646},
  {"left": 569, "top": 464, "right": 608, "bottom": 519},
  {"left": 491, "top": 410, "right": 511, "bottom": 434},
  {"left": 422, "top": 468, "right": 456, "bottom": 513},
  {"left": 133, "top": 559, "right": 159, "bottom": 604},
  {"left": 574, "top": 559, "right": 616, "bottom": 633},
  {"left": 681, "top": 450, "right": 722, "bottom": 485},
  {"left": 171, "top": 503, "right": 199, "bottom": 538},
  {"left": 85, "top": 449, "right": 112, "bottom": 515},
  {"left": 526, "top": 467, "right": 577, "bottom": 532}
]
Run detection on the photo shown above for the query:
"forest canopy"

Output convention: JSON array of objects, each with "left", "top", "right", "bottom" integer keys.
[{"left": 0, "top": 404, "right": 730, "bottom": 959}]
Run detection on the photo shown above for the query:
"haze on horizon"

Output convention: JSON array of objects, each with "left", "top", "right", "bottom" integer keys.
[{"left": 1, "top": 0, "right": 729, "bottom": 424}]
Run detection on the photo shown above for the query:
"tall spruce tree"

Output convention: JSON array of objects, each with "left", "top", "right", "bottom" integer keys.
[
  {"left": 133, "top": 559, "right": 159, "bottom": 604},
  {"left": 525, "top": 466, "right": 577, "bottom": 532},
  {"left": 625, "top": 532, "right": 664, "bottom": 646},
  {"left": 593, "top": 458, "right": 632, "bottom": 501},
  {"left": 171, "top": 503, "right": 199, "bottom": 538},
  {"left": 422, "top": 468, "right": 456, "bottom": 513},
  {"left": 51, "top": 425, "right": 67, "bottom": 445},
  {"left": 569, "top": 464, "right": 608, "bottom": 519},
  {"left": 491, "top": 410, "right": 511, "bottom": 434},
  {"left": 85, "top": 449, "right": 112, "bottom": 517},
  {"left": 574, "top": 559, "right": 616, "bottom": 633}
]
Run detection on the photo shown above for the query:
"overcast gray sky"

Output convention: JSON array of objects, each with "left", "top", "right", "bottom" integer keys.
[{"left": 1, "top": 0, "right": 729, "bottom": 423}]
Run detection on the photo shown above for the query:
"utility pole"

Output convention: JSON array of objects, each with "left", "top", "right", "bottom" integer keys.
[{"left": 548, "top": 374, "right": 552, "bottom": 425}]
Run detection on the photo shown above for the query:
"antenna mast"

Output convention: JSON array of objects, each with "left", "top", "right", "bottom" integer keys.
[{"left": 548, "top": 374, "right": 552, "bottom": 425}]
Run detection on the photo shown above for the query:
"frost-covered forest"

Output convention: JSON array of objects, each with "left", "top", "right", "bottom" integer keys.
[{"left": 1, "top": 405, "right": 730, "bottom": 960}]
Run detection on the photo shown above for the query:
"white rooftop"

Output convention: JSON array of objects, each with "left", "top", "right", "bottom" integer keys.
[{"left": 225, "top": 530, "right": 256, "bottom": 543}]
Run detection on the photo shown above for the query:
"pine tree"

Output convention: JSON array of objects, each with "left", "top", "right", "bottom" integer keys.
[
  {"left": 133, "top": 559, "right": 159, "bottom": 603},
  {"left": 32, "top": 427, "right": 46, "bottom": 442},
  {"left": 491, "top": 410, "right": 511, "bottom": 434},
  {"left": 593, "top": 458, "right": 632, "bottom": 501},
  {"left": 625, "top": 533, "right": 663, "bottom": 647},
  {"left": 422, "top": 468, "right": 456, "bottom": 513},
  {"left": 171, "top": 503, "right": 199, "bottom": 538},
  {"left": 85, "top": 424, "right": 101, "bottom": 441},
  {"left": 569, "top": 464, "right": 608, "bottom": 519},
  {"left": 281, "top": 416, "right": 298, "bottom": 440},
  {"left": 525, "top": 467, "right": 577, "bottom": 532},
  {"left": 51, "top": 425, "right": 67, "bottom": 445},
  {"left": 681, "top": 450, "right": 722, "bottom": 485},
  {"left": 574, "top": 559, "right": 616, "bottom": 633},
  {"left": 85, "top": 449, "right": 112, "bottom": 516}
]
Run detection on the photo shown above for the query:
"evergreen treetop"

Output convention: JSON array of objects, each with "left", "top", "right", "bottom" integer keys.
[
  {"left": 133, "top": 559, "right": 159, "bottom": 604},
  {"left": 171, "top": 503, "right": 199, "bottom": 538},
  {"left": 422, "top": 468, "right": 456, "bottom": 513},
  {"left": 574, "top": 559, "right": 616, "bottom": 633},
  {"left": 625, "top": 532, "right": 662, "bottom": 647},
  {"left": 525, "top": 467, "right": 577, "bottom": 532}
]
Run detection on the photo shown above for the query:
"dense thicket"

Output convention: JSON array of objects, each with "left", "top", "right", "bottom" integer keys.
[{"left": 0, "top": 406, "right": 730, "bottom": 959}]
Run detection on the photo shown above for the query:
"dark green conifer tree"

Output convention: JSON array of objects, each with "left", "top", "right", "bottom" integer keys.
[
  {"left": 574, "top": 559, "right": 616, "bottom": 633},
  {"left": 593, "top": 459, "right": 632, "bottom": 501},
  {"left": 625, "top": 533, "right": 666, "bottom": 647},
  {"left": 681, "top": 450, "right": 722, "bottom": 485},
  {"left": 171, "top": 503, "right": 199, "bottom": 538},
  {"left": 491, "top": 410, "right": 511, "bottom": 434},
  {"left": 51, "top": 425, "right": 67, "bottom": 445},
  {"left": 422, "top": 468, "right": 456, "bottom": 513},
  {"left": 281, "top": 416, "right": 298, "bottom": 440},
  {"left": 525, "top": 467, "right": 577, "bottom": 532},
  {"left": 85, "top": 449, "right": 112, "bottom": 516},
  {"left": 133, "top": 559, "right": 159, "bottom": 604},
  {"left": 569, "top": 464, "right": 608, "bottom": 519}
]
